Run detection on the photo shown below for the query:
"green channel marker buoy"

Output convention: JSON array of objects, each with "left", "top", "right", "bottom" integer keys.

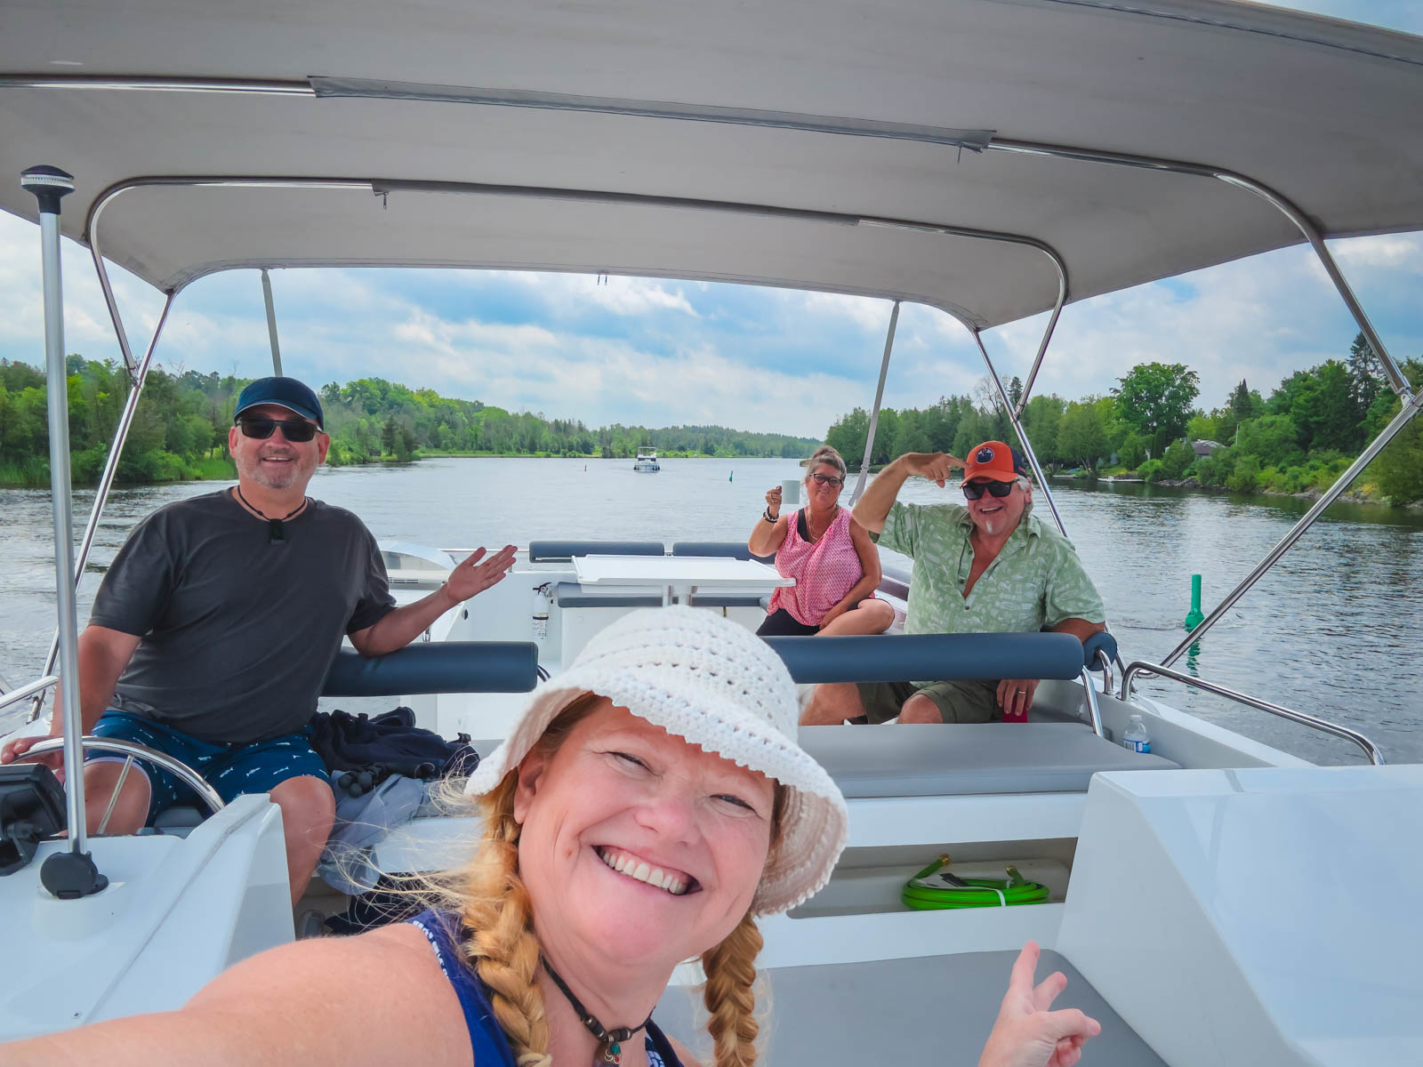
[
  {"left": 729, "top": 470, "right": 733, "bottom": 481},
  {"left": 1184, "top": 573, "right": 1204, "bottom": 632}
]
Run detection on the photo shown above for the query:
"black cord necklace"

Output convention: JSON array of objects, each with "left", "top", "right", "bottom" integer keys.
[
  {"left": 234, "top": 486, "right": 307, "bottom": 545},
  {"left": 541, "top": 956, "right": 652, "bottom": 1065}
]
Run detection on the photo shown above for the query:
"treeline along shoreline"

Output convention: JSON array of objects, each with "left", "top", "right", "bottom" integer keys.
[
  {"left": 0, "top": 358, "right": 819, "bottom": 488},
  {"left": 4, "top": 331, "right": 1419, "bottom": 507},
  {"left": 825, "top": 332, "right": 1422, "bottom": 507}
]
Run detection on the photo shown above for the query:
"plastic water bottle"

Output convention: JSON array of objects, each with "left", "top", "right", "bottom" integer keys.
[{"left": 1122, "top": 714, "right": 1151, "bottom": 754}]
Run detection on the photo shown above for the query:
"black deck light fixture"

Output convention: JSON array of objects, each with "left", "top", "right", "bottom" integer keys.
[{"left": 20, "top": 164, "right": 109, "bottom": 898}]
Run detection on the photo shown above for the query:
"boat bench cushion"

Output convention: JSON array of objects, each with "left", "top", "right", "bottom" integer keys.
[
  {"left": 764, "top": 632, "right": 1086, "bottom": 683},
  {"left": 671, "top": 541, "right": 775, "bottom": 564},
  {"left": 687, "top": 593, "right": 770, "bottom": 608},
  {"left": 554, "top": 582, "right": 663, "bottom": 609},
  {"left": 655, "top": 949, "right": 1165, "bottom": 1066},
  {"left": 322, "top": 642, "right": 540, "bottom": 696},
  {"left": 528, "top": 540, "right": 665, "bottom": 562},
  {"left": 800, "top": 723, "right": 1179, "bottom": 796}
]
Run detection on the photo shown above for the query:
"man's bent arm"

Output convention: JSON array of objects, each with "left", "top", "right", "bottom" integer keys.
[
  {"left": 852, "top": 453, "right": 963, "bottom": 534},
  {"left": 1, "top": 626, "right": 140, "bottom": 763},
  {"left": 349, "top": 543, "right": 518, "bottom": 658},
  {"left": 348, "top": 586, "right": 459, "bottom": 658},
  {"left": 852, "top": 456, "right": 916, "bottom": 534},
  {"left": 1051, "top": 617, "right": 1108, "bottom": 644}
]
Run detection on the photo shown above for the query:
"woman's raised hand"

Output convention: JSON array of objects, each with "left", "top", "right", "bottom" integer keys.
[
  {"left": 765, "top": 486, "right": 783, "bottom": 516},
  {"left": 977, "top": 942, "right": 1101, "bottom": 1067}
]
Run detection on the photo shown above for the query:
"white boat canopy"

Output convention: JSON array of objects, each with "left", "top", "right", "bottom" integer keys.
[{"left": 1, "top": 0, "right": 1421, "bottom": 332}]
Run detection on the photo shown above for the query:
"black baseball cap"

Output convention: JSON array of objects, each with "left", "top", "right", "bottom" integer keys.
[{"left": 234, "top": 377, "right": 324, "bottom": 428}]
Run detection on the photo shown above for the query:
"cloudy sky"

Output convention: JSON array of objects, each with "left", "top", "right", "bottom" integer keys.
[{"left": 1, "top": 0, "right": 1419, "bottom": 441}]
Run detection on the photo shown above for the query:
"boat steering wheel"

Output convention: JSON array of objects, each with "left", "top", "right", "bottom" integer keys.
[{"left": 15, "top": 736, "right": 225, "bottom": 833}]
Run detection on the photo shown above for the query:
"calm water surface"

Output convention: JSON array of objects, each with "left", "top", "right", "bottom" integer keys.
[{"left": 3, "top": 458, "right": 1420, "bottom": 765}]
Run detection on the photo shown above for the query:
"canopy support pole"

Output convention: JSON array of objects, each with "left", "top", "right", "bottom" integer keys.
[
  {"left": 970, "top": 332, "right": 1068, "bottom": 537},
  {"left": 27, "top": 292, "right": 174, "bottom": 723},
  {"left": 850, "top": 301, "right": 899, "bottom": 504},
  {"left": 20, "top": 164, "right": 107, "bottom": 895},
  {"left": 260, "top": 268, "right": 283, "bottom": 375},
  {"left": 1161, "top": 386, "right": 1423, "bottom": 669},
  {"left": 991, "top": 138, "right": 1414, "bottom": 404}
]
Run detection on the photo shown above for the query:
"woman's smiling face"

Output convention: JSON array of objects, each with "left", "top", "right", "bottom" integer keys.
[{"left": 513, "top": 699, "right": 776, "bottom": 971}]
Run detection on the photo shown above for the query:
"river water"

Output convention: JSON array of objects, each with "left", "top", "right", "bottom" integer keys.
[{"left": 3, "top": 457, "right": 1420, "bottom": 765}]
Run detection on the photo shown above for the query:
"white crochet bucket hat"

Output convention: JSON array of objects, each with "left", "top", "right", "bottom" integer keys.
[{"left": 464, "top": 605, "right": 848, "bottom": 915}]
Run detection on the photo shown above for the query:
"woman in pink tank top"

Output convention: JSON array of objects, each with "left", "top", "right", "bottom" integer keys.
[{"left": 747, "top": 446, "right": 895, "bottom": 637}]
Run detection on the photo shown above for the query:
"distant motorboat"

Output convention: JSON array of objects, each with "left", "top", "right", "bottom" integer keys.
[{"left": 633, "top": 450, "right": 660, "bottom": 472}]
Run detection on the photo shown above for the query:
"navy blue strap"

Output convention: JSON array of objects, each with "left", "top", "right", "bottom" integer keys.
[
  {"left": 410, "top": 910, "right": 518, "bottom": 1066},
  {"left": 645, "top": 1020, "right": 683, "bottom": 1066}
]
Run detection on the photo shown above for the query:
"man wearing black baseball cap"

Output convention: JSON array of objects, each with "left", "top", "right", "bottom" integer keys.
[{"left": 2, "top": 376, "right": 516, "bottom": 905}]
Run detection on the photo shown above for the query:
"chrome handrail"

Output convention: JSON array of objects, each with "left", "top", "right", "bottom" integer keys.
[
  {"left": 16, "top": 736, "right": 226, "bottom": 814},
  {"left": 1120, "top": 660, "right": 1384, "bottom": 766},
  {"left": 1078, "top": 667, "right": 1104, "bottom": 739},
  {"left": 0, "top": 675, "right": 58, "bottom": 714}
]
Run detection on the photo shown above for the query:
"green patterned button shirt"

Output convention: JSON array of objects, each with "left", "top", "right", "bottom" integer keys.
[{"left": 874, "top": 500, "right": 1106, "bottom": 685}]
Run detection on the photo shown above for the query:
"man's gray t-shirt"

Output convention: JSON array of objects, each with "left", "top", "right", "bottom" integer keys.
[{"left": 89, "top": 489, "right": 396, "bottom": 744}]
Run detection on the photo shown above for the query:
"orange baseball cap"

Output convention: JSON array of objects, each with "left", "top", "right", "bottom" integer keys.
[{"left": 962, "top": 441, "right": 1027, "bottom": 484}]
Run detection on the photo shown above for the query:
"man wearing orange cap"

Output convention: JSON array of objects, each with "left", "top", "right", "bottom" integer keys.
[{"left": 801, "top": 441, "right": 1106, "bottom": 725}]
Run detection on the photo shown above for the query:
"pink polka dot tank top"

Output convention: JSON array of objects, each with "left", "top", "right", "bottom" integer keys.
[{"left": 769, "top": 507, "right": 867, "bottom": 627}]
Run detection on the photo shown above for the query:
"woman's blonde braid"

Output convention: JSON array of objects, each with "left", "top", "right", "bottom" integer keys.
[
  {"left": 700, "top": 912, "right": 765, "bottom": 1067},
  {"left": 458, "top": 777, "right": 552, "bottom": 1067}
]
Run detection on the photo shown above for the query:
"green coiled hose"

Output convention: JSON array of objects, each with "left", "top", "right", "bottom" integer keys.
[{"left": 900, "top": 855, "right": 1050, "bottom": 910}]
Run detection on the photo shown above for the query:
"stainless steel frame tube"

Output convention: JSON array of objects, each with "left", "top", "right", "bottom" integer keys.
[
  {"left": 851, "top": 301, "right": 899, "bottom": 504},
  {"left": 0, "top": 674, "right": 58, "bottom": 714},
  {"left": 1161, "top": 388, "right": 1423, "bottom": 668},
  {"left": 260, "top": 268, "right": 284, "bottom": 375},
  {"left": 971, "top": 329, "right": 1068, "bottom": 536},
  {"left": 32, "top": 190, "right": 90, "bottom": 855},
  {"left": 1120, "top": 660, "right": 1384, "bottom": 765}
]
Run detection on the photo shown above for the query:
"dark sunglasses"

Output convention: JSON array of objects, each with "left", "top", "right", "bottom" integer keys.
[
  {"left": 963, "top": 479, "right": 1017, "bottom": 500},
  {"left": 236, "top": 416, "right": 320, "bottom": 443},
  {"left": 809, "top": 472, "right": 845, "bottom": 488}
]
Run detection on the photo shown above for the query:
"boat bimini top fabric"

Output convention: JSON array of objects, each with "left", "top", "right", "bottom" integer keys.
[{"left": 1, "top": 0, "right": 1421, "bottom": 328}]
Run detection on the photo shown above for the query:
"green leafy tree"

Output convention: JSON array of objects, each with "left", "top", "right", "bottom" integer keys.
[
  {"left": 1058, "top": 400, "right": 1109, "bottom": 469},
  {"left": 1159, "top": 439, "right": 1195, "bottom": 480},
  {"left": 1117, "top": 433, "right": 1147, "bottom": 470},
  {"left": 1113, "top": 362, "right": 1201, "bottom": 448}
]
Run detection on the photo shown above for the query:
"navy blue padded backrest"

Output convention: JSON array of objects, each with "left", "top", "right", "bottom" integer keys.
[
  {"left": 762, "top": 632, "right": 1085, "bottom": 683},
  {"left": 672, "top": 541, "right": 774, "bottom": 564},
  {"left": 322, "top": 642, "right": 539, "bottom": 696},
  {"left": 527, "top": 540, "right": 665, "bottom": 562}
]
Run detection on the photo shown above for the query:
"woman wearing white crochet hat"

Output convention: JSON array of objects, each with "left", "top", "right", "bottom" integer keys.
[{"left": 3, "top": 606, "right": 1099, "bottom": 1067}]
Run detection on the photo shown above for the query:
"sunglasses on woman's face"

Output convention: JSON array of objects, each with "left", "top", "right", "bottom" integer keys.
[
  {"left": 962, "top": 479, "right": 1016, "bottom": 501},
  {"left": 236, "top": 416, "right": 320, "bottom": 443},
  {"left": 809, "top": 472, "right": 845, "bottom": 488}
]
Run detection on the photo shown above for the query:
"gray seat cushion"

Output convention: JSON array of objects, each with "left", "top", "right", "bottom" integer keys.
[
  {"left": 655, "top": 949, "right": 1165, "bottom": 1066},
  {"left": 553, "top": 582, "right": 663, "bottom": 609},
  {"left": 800, "top": 723, "right": 1179, "bottom": 796}
]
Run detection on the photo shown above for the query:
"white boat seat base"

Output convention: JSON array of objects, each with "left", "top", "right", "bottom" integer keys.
[{"left": 801, "top": 723, "right": 1179, "bottom": 797}]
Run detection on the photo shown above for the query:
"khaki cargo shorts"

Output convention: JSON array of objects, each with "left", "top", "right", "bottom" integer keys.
[{"left": 855, "top": 679, "right": 1001, "bottom": 724}]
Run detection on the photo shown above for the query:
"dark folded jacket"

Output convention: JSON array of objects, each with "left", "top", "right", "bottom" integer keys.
[{"left": 307, "top": 707, "right": 479, "bottom": 780}]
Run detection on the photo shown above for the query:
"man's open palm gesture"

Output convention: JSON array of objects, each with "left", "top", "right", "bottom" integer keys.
[{"left": 444, "top": 544, "right": 517, "bottom": 603}]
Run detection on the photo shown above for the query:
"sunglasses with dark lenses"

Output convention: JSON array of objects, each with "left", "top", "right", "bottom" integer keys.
[
  {"left": 809, "top": 472, "right": 845, "bottom": 488},
  {"left": 236, "top": 416, "right": 320, "bottom": 443},
  {"left": 962, "top": 479, "right": 1017, "bottom": 500}
]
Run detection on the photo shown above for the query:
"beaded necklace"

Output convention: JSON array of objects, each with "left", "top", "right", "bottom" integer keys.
[{"left": 542, "top": 956, "right": 652, "bottom": 1065}]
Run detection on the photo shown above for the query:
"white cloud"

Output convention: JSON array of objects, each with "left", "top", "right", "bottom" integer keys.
[{"left": 490, "top": 270, "right": 698, "bottom": 317}]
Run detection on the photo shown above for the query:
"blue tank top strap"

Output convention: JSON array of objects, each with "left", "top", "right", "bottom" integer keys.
[
  {"left": 410, "top": 909, "right": 684, "bottom": 1067},
  {"left": 409, "top": 909, "right": 518, "bottom": 1066},
  {"left": 645, "top": 1019, "right": 683, "bottom": 1066}
]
